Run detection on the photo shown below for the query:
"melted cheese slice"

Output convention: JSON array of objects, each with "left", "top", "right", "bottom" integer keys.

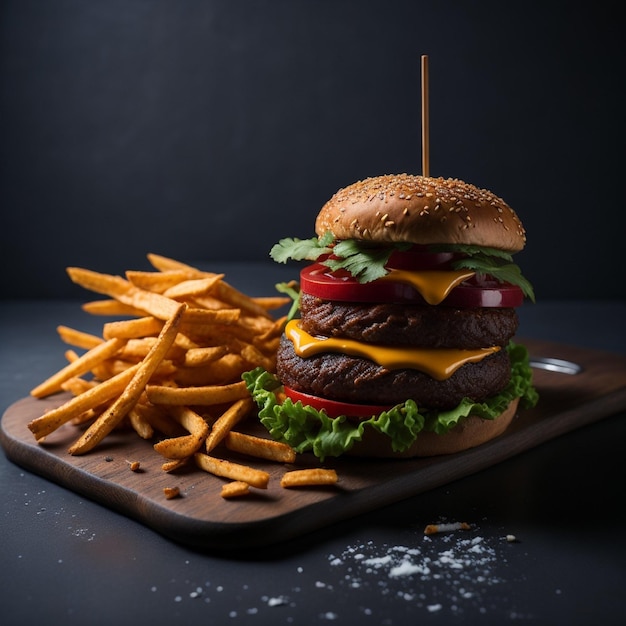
[
  {"left": 284, "top": 320, "right": 499, "bottom": 381},
  {"left": 380, "top": 269, "right": 476, "bottom": 305}
]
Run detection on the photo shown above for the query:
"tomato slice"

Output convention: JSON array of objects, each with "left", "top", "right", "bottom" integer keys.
[
  {"left": 300, "top": 264, "right": 524, "bottom": 308},
  {"left": 283, "top": 385, "right": 393, "bottom": 419}
]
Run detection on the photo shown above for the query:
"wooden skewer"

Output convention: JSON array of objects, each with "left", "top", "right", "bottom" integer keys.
[{"left": 421, "top": 54, "right": 430, "bottom": 177}]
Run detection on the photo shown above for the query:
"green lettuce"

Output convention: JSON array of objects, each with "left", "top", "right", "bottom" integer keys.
[
  {"left": 269, "top": 233, "right": 535, "bottom": 301},
  {"left": 243, "top": 342, "right": 538, "bottom": 461}
]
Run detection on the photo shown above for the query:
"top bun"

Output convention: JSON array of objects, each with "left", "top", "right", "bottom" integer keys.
[{"left": 315, "top": 174, "right": 526, "bottom": 252}]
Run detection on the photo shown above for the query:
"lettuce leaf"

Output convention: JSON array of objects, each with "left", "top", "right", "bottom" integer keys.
[
  {"left": 243, "top": 342, "right": 538, "bottom": 461},
  {"left": 268, "top": 233, "right": 535, "bottom": 300}
]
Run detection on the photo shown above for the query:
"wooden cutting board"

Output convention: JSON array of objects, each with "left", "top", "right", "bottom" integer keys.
[{"left": 2, "top": 338, "right": 626, "bottom": 550}]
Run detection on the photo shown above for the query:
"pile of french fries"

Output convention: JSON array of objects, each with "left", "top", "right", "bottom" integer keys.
[{"left": 27, "top": 254, "right": 337, "bottom": 497}]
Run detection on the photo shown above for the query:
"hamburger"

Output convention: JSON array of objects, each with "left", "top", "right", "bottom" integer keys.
[{"left": 244, "top": 173, "right": 538, "bottom": 459}]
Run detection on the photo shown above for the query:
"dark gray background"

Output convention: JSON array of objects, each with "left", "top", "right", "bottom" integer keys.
[{"left": 1, "top": 0, "right": 624, "bottom": 300}]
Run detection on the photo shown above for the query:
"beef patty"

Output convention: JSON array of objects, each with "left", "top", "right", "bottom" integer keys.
[
  {"left": 299, "top": 293, "right": 518, "bottom": 349},
  {"left": 277, "top": 335, "right": 512, "bottom": 410}
]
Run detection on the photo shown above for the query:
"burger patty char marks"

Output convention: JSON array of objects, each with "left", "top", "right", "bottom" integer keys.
[
  {"left": 299, "top": 293, "right": 518, "bottom": 349},
  {"left": 277, "top": 335, "right": 512, "bottom": 410}
]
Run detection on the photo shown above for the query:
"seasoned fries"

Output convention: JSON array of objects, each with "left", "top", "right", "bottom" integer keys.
[
  {"left": 28, "top": 364, "right": 141, "bottom": 440},
  {"left": 204, "top": 398, "right": 254, "bottom": 452},
  {"left": 67, "top": 303, "right": 185, "bottom": 455},
  {"left": 224, "top": 431, "right": 296, "bottom": 463},
  {"left": 220, "top": 481, "right": 251, "bottom": 499},
  {"left": 280, "top": 468, "right": 339, "bottom": 488},
  {"left": 26, "top": 253, "right": 339, "bottom": 501},
  {"left": 152, "top": 405, "right": 210, "bottom": 459},
  {"left": 30, "top": 337, "right": 125, "bottom": 398},
  {"left": 145, "top": 381, "right": 250, "bottom": 406},
  {"left": 194, "top": 453, "right": 270, "bottom": 489}
]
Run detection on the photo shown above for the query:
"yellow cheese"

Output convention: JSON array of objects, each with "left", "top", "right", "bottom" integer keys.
[
  {"left": 284, "top": 320, "right": 499, "bottom": 381},
  {"left": 380, "top": 269, "right": 475, "bottom": 305}
]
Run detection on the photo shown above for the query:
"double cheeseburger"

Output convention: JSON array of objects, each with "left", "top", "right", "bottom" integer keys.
[{"left": 244, "top": 174, "right": 538, "bottom": 459}]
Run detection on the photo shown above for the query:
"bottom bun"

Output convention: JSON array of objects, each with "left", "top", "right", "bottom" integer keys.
[{"left": 346, "top": 398, "right": 520, "bottom": 458}]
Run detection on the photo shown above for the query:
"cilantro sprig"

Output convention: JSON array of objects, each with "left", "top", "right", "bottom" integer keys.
[
  {"left": 435, "top": 244, "right": 535, "bottom": 302},
  {"left": 270, "top": 233, "right": 535, "bottom": 301},
  {"left": 270, "top": 231, "right": 334, "bottom": 264},
  {"left": 270, "top": 233, "right": 409, "bottom": 283}
]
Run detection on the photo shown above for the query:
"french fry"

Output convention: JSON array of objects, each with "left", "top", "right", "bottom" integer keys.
[
  {"left": 214, "top": 281, "right": 272, "bottom": 320},
  {"left": 162, "top": 274, "right": 224, "bottom": 299},
  {"left": 67, "top": 303, "right": 186, "bottom": 455},
  {"left": 82, "top": 299, "right": 147, "bottom": 317},
  {"left": 173, "top": 333, "right": 200, "bottom": 351},
  {"left": 146, "top": 380, "right": 249, "bottom": 406},
  {"left": 128, "top": 406, "right": 155, "bottom": 439},
  {"left": 239, "top": 343, "right": 276, "bottom": 371},
  {"left": 28, "top": 363, "right": 141, "bottom": 440},
  {"left": 194, "top": 453, "right": 270, "bottom": 489},
  {"left": 153, "top": 406, "right": 210, "bottom": 459},
  {"left": 71, "top": 407, "right": 102, "bottom": 426},
  {"left": 220, "top": 481, "right": 250, "bottom": 499},
  {"left": 126, "top": 269, "right": 197, "bottom": 293},
  {"left": 64, "top": 349, "right": 80, "bottom": 363},
  {"left": 182, "top": 345, "right": 228, "bottom": 368},
  {"left": 103, "top": 316, "right": 164, "bottom": 340},
  {"left": 61, "top": 377, "right": 97, "bottom": 396},
  {"left": 147, "top": 253, "right": 197, "bottom": 273},
  {"left": 180, "top": 307, "right": 240, "bottom": 325},
  {"left": 424, "top": 522, "right": 471, "bottom": 535},
  {"left": 280, "top": 468, "right": 338, "bottom": 488},
  {"left": 57, "top": 326, "right": 104, "bottom": 350},
  {"left": 67, "top": 267, "right": 181, "bottom": 321},
  {"left": 154, "top": 432, "right": 206, "bottom": 459},
  {"left": 161, "top": 458, "right": 190, "bottom": 473},
  {"left": 204, "top": 398, "right": 254, "bottom": 453},
  {"left": 224, "top": 431, "right": 296, "bottom": 463},
  {"left": 131, "top": 401, "right": 180, "bottom": 438},
  {"left": 30, "top": 337, "right": 125, "bottom": 398},
  {"left": 251, "top": 296, "right": 291, "bottom": 311}
]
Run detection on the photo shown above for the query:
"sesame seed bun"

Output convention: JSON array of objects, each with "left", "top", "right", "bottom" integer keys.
[
  {"left": 315, "top": 174, "right": 527, "bottom": 252},
  {"left": 345, "top": 398, "right": 520, "bottom": 458}
]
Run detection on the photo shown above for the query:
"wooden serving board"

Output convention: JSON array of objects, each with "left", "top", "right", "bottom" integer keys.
[{"left": 2, "top": 338, "right": 626, "bottom": 550}]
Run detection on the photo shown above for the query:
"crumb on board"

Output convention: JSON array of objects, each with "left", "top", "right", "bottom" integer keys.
[
  {"left": 163, "top": 486, "right": 180, "bottom": 499},
  {"left": 424, "top": 521, "right": 471, "bottom": 535}
]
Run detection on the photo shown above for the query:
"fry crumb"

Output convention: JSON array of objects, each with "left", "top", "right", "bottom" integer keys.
[
  {"left": 127, "top": 460, "right": 141, "bottom": 472},
  {"left": 163, "top": 486, "right": 180, "bottom": 499},
  {"left": 424, "top": 521, "right": 471, "bottom": 535}
]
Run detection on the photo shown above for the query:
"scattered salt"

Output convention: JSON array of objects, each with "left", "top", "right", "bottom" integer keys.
[{"left": 158, "top": 524, "right": 521, "bottom": 619}]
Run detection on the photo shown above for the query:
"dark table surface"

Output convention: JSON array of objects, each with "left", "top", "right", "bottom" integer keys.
[{"left": 1, "top": 263, "right": 625, "bottom": 626}]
